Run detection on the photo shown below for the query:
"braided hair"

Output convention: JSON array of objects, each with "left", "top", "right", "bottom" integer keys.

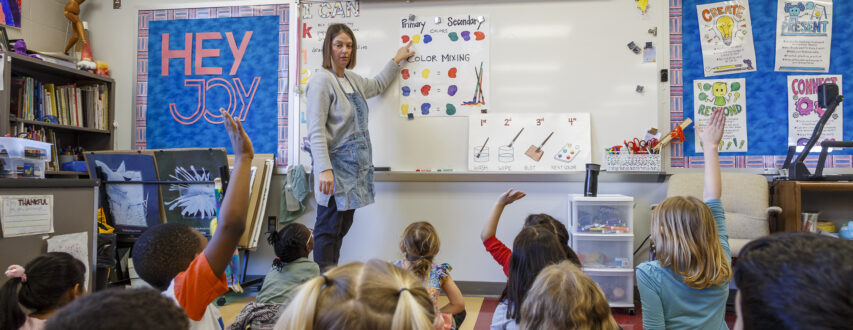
[{"left": 267, "top": 223, "right": 312, "bottom": 271}]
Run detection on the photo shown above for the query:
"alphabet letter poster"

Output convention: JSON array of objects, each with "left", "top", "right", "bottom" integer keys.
[
  {"left": 696, "top": 1, "right": 757, "bottom": 76},
  {"left": 693, "top": 79, "right": 748, "bottom": 153},
  {"left": 400, "top": 15, "right": 490, "bottom": 117},
  {"left": 137, "top": 5, "right": 289, "bottom": 164},
  {"left": 787, "top": 75, "right": 843, "bottom": 146},
  {"left": 775, "top": 0, "right": 833, "bottom": 72}
]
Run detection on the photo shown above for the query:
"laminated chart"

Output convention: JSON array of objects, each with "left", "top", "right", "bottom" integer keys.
[
  {"left": 400, "top": 15, "right": 490, "bottom": 117},
  {"left": 469, "top": 113, "right": 591, "bottom": 172}
]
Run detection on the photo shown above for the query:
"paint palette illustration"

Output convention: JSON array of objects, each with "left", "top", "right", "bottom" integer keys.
[{"left": 554, "top": 143, "right": 582, "bottom": 163}]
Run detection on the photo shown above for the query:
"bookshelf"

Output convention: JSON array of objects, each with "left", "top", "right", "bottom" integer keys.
[{"left": 0, "top": 51, "right": 115, "bottom": 175}]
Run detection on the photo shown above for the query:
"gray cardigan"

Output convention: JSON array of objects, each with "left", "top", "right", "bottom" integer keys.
[{"left": 306, "top": 59, "right": 401, "bottom": 204}]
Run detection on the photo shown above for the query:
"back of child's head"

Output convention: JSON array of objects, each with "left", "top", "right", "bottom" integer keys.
[
  {"left": 734, "top": 233, "right": 853, "bottom": 330},
  {"left": 399, "top": 221, "right": 440, "bottom": 280},
  {"left": 45, "top": 287, "right": 189, "bottom": 330},
  {"left": 521, "top": 261, "right": 619, "bottom": 330},
  {"left": 268, "top": 223, "right": 312, "bottom": 271},
  {"left": 652, "top": 196, "right": 730, "bottom": 289},
  {"left": 131, "top": 223, "right": 205, "bottom": 291},
  {"left": 276, "top": 259, "right": 435, "bottom": 330},
  {"left": 524, "top": 213, "right": 581, "bottom": 266},
  {"left": 1, "top": 252, "right": 85, "bottom": 330},
  {"left": 501, "top": 225, "right": 568, "bottom": 321}
]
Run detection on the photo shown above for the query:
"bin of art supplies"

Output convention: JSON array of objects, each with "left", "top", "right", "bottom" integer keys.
[
  {"left": 584, "top": 269, "right": 634, "bottom": 307},
  {"left": 0, "top": 137, "right": 52, "bottom": 162},
  {"left": 0, "top": 157, "right": 46, "bottom": 178},
  {"left": 568, "top": 194, "right": 634, "bottom": 234},
  {"left": 604, "top": 152, "right": 660, "bottom": 172},
  {"left": 572, "top": 235, "right": 633, "bottom": 270}
]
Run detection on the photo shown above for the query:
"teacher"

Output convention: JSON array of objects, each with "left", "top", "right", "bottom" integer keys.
[{"left": 306, "top": 23, "right": 414, "bottom": 270}]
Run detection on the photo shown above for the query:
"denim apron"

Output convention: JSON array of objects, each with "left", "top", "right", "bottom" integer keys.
[{"left": 328, "top": 72, "right": 375, "bottom": 210}]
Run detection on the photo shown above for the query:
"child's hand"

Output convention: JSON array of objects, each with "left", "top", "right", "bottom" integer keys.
[
  {"left": 497, "top": 189, "right": 526, "bottom": 206},
  {"left": 221, "top": 108, "right": 254, "bottom": 160},
  {"left": 696, "top": 108, "right": 726, "bottom": 150}
]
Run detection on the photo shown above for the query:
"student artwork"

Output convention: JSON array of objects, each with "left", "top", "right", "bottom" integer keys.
[
  {"left": 85, "top": 153, "right": 162, "bottom": 234},
  {"left": 787, "top": 75, "right": 843, "bottom": 146},
  {"left": 775, "top": 0, "right": 833, "bottom": 72},
  {"left": 696, "top": 1, "right": 757, "bottom": 76},
  {"left": 154, "top": 149, "right": 228, "bottom": 236},
  {"left": 400, "top": 14, "right": 490, "bottom": 117},
  {"left": 468, "top": 113, "right": 590, "bottom": 172},
  {"left": 693, "top": 78, "right": 748, "bottom": 152},
  {"left": 137, "top": 5, "right": 288, "bottom": 164}
]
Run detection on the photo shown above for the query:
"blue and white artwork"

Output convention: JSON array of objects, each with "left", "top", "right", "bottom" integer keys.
[
  {"left": 85, "top": 153, "right": 162, "bottom": 233},
  {"left": 154, "top": 149, "right": 228, "bottom": 235}
]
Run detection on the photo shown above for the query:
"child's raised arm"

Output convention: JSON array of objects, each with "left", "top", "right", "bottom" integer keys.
[
  {"left": 697, "top": 108, "right": 725, "bottom": 201},
  {"left": 206, "top": 109, "right": 254, "bottom": 275},
  {"left": 480, "top": 189, "right": 526, "bottom": 241}
]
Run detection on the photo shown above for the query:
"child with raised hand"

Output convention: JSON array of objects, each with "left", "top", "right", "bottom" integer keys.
[
  {"left": 131, "top": 109, "right": 253, "bottom": 330},
  {"left": 521, "top": 260, "right": 619, "bottom": 330},
  {"left": 275, "top": 259, "right": 437, "bottom": 330},
  {"left": 481, "top": 189, "right": 580, "bottom": 277},
  {"left": 394, "top": 222, "right": 465, "bottom": 328},
  {"left": 636, "top": 108, "right": 731, "bottom": 330},
  {"left": 1, "top": 252, "right": 85, "bottom": 330}
]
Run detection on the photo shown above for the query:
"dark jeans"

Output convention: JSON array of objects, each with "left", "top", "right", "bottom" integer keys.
[{"left": 313, "top": 195, "right": 355, "bottom": 271}]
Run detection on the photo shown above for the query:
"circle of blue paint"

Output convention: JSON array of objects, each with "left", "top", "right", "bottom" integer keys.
[
  {"left": 402, "top": 86, "right": 411, "bottom": 96},
  {"left": 423, "top": 35, "right": 433, "bottom": 44},
  {"left": 421, "top": 103, "right": 431, "bottom": 115}
]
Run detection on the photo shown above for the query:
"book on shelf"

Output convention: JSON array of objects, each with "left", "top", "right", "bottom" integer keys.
[{"left": 10, "top": 76, "right": 109, "bottom": 130}]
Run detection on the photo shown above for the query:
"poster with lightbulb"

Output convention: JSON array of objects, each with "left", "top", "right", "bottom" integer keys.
[
  {"left": 775, "top": 0, "right": 833, "bottom": 72},
  {"left": 696, "top": 1, "right": 757, "bottom": 77},
  {"left": 787, "top": 75, "right": 843, "bottom": 146},
  {"left": 693, "top": 78, "right": 748, "bottom": 153}
]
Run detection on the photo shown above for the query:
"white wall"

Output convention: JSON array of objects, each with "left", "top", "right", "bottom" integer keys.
[{"left": 9, "top": 0, "right": 70, "bottom": 53}]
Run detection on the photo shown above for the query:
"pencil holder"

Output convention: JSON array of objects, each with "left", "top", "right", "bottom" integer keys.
[{"left": 604, "top": 153, "right": 661, "bottom": 172}]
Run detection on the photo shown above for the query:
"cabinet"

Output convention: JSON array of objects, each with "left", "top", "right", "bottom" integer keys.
[
  {"left": 0, "top": 51, "right": 114, "bottom": 176},
  {"left": 568, "top": 194, "right": 635, "bottom": 308},
  {"left": 771, "top": 180, "right": 853, "bottom": 232}
]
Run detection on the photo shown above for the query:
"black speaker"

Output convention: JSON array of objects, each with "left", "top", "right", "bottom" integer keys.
[{"left": 818, "top": 83, "right": 839, "bottom": 108}]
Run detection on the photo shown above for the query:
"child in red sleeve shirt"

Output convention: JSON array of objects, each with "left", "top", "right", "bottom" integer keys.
[{"left": 480, "top": 189, "right": 580, "bottom": 277}]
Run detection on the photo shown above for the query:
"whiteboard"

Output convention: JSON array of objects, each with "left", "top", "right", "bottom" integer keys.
[{"left": 296, "top": 0, "right": 668, "bottom": 172}]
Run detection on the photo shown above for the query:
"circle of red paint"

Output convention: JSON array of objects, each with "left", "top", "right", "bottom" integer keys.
[
  {"left": 421, "top": 85, "right": 431, "bottom": 96},
  {"left": 448, "top": 68, "right": 458, "bottom": 78},
  {"left": 474, "top": 31, "right": 486, "bottom": 40},
  {"left": 402, "top": 35, "right": 410, "bottom": 43},
  {"left": 401, "top": 69, "right": 410, "bottom": 80}
]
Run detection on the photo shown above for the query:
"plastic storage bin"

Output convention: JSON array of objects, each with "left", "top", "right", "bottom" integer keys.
[
  {"left": 0, "top": 157, "right": 46, "bottom": 178},
  {"left": 0, "top": 137, "right": 52, "bottom": 162},
  {"left": 568, "top": 194, "right": 633, "bottom": 234},
  {"left": 573, "top": 235, "right": 633, "bottom": 270},
  {"left": 585, "top": 269, "right": 634, "bottom": 307}
]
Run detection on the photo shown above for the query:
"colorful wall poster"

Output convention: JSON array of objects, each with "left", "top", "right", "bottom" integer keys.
[
  {"left": 85, "top": 153, "right": 162, "bottom": 234},
  {"left": 696, "top": 1, "right": 757, "bottom": 76},
  {"left": 136, "top": 5, "right": 290, "bottom": 165},
  {"left": 787, "top": 75, "right": 842, "bottom": 146},
  {"left": 693, "top": 79, "right": 748, "bottom": 152},
  {"left": 154, "top": 149, "right": 228, "bottom": 236},
  {"left": 468, "top": 113, "right": 590, "bottom": 172},
  {"left": 400, "top": 15, "right": 490, "bottom": 117},
  {"left": 775, "top": 0, "right": 833, "bottom": 72}
]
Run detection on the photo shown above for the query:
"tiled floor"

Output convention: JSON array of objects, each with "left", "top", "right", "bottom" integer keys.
[{"left": 220, "top": 295, "right": 736, "bottom": 330}]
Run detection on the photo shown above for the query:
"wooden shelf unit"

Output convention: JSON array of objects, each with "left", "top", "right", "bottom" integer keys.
[{"left": 771, "top": 180, "right": 853, "bottom": 232}]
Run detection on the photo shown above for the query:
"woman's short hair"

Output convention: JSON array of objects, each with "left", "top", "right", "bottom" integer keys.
[{"left": 322, "top": 23, "right": 357, "bottom": 70}]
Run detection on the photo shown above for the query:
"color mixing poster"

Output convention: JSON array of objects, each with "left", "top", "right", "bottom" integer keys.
[
  {"left": 400, "top": 15, "right": 490, "bottom": 117},
  {"left": 775, "top": 0, "right": 833, "bottom": 72},
  {"left": 787, "top": 75, "right": 842, "bottom": 146},
  {"left": 696, "top": 1, "right": 757, "bottom": 76},
  {"left": 468, "top": 113, "right": 590, "bottom": 172},
  {"left": 693, "top": 78, "right": 748, "bottom": 153}
]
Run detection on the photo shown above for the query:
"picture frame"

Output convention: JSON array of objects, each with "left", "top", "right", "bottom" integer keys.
[{"left": 0, "top": 26, "right": 8, "bottom": 51}]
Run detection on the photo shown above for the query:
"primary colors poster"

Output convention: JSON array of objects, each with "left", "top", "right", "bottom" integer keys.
[
  {"left": 775, "top": 0, "right": 833, "bottom": 72},
  {"left": 788, "top": 75, "right": 842, "bottom": 146},
  {"left": 696, "top": 1, "right": 757, "bottom": 76},
  {"left": 693, "top": 78, "right": 748, "bottom": 153},
  {"left": 400, "top": 15, "right": 490, "bottom": 117}
]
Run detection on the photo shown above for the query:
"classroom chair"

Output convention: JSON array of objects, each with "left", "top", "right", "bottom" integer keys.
[{"left": 662, "top": 173, "right": 782, "bottom": 257}]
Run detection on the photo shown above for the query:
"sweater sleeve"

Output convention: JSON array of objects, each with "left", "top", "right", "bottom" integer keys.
[
  {"left": 305, "top": 72, "right": 335, "bottom": 173},
  {"left": 704, "top": 199, "right": 731, "bottom": 262},
  {"left": 483, "top": 236, "right": 512, "bottom": 277},
  {"left": 636, "top": 263, "right": 666, "bottom": 330},
  {"left": 350, "top": 59, "right": 401, "bottom": 99}
]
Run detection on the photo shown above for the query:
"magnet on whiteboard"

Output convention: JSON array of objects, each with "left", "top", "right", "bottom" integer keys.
[
  {"left": 477, "top": 16, "right": 485, "bottom": 23},
  {"left": 409, "top": 14, "right": 416, "bottom": 21},
  {"left": 435, "top": 17, "right": 441, "bottom": 24},
  {"left": 407, "top": 113, "right": 415, "bottom": 120},
  {"left": 627, "top": 41, "right": 641, "bottom": 54},
  {"left": 636, "top": 85, "right": 645, "bottom": 93},
  {"left": 648, "top": 27, "right": 658, "bottom": 36},
  {"left": 481, "top": 109, "right": 488, "bottom": 114}
]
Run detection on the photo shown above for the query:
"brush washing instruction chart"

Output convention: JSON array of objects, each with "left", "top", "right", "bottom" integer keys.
[
  {"left": 400, "top": 14, "right": 490, "bottom": 117},
  {"left": 468, "top": 113, "right": 591, "bottom": 172}
]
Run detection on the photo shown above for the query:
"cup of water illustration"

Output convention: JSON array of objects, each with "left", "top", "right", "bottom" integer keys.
[
  {"left": 498, "top": 145, "right": 514, "bottom": 162},
  {"left": 473, "top": 146, "right": 490, "bottom": 162}
]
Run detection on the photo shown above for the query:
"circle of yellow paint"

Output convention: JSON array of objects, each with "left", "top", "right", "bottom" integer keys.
[
  {"left": 412, "top": 34, "right": 422, "bottom": 44},
  {"left": 401, "top": 104, "right": 409, "bottom": 115},
  {"left": 421, "top": 69, "right": 430, "bottom": 79}
]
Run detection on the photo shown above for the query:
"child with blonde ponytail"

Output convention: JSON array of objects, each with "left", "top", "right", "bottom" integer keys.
[{"left": 274, "top": 259, "right": 437, "bottom": 330}]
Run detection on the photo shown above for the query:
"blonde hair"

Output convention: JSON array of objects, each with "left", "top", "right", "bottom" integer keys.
[
  {"left": 400, "top": 222, "right": 440, "bottom": 280},
  {"left": 651, "top": 196, "right": 731, "bottom": 289},
  {"left": 275, "top": 259, "right": 435, "bottom": 330},
  {"left": 520, "top": 261, "right": 619, "bottom": 330}
]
